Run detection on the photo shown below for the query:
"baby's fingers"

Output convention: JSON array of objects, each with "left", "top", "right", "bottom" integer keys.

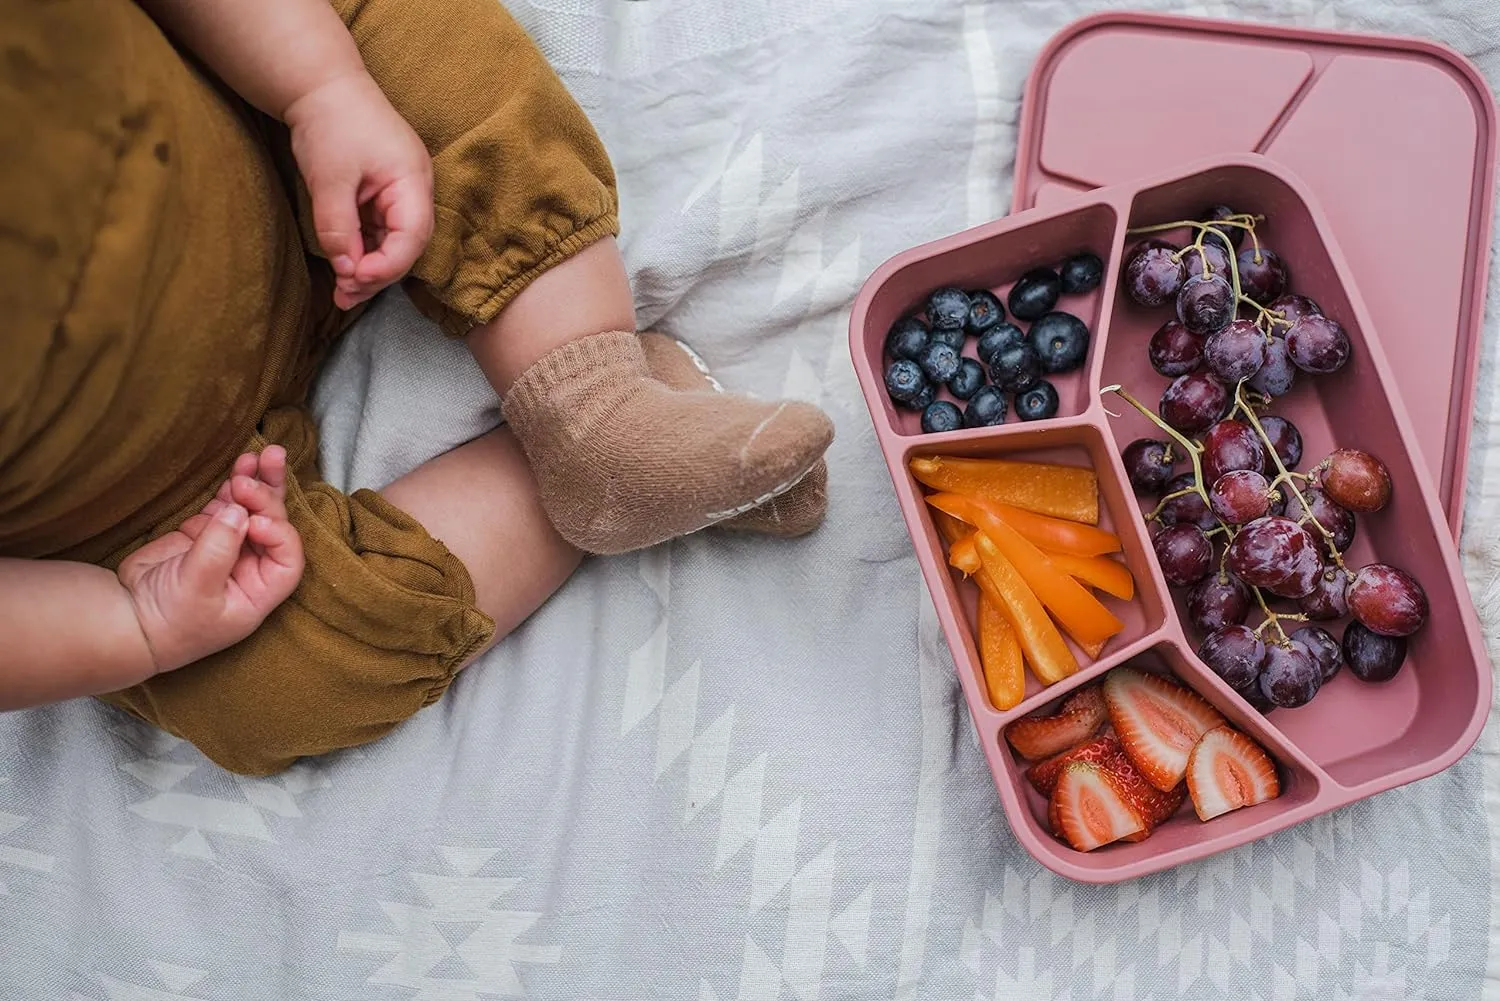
[
  {"left": 256, "top": 445, "right": 288, "bottom": 496},
  {"left": 180, "top": 503, "right": 249, "bottom": 595},
  {"left": 248, "top": 514, "right": 304, "bottom": 597},
  {"left": 310, "top": 173, "right": 364, "bottom": 282},
  {"left": 349, "top": 177, "right": 432, "bottom": 296}
]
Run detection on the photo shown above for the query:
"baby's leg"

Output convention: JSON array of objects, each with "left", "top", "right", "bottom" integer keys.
[
  {"left": 379, "top": 426, "right": 579, "bottom": 654},
  {"left": 462, "top": 236, "right": 832, "bottom": 554}
]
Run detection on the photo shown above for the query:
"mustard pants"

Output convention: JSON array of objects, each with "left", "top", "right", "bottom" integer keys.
[{"left": 0, "top": 0, "right": 619, "bottom": 773}]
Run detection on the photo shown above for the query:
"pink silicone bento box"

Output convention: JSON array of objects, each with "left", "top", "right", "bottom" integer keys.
[{"left": 848, "top": 153, "right": 1492, "bottom": 883}]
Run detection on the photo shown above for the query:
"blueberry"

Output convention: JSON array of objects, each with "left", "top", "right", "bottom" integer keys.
[
  {"left": 1028, "top": 311, "right": 1091, "bottom": 374},
  {"left": 907, "top": 383, "right": 936, "bottom": 410},
  {"left": 965, "top": 290, "right": 1005, "bottom": 336},
  {"left": 1015, "top": 381, "right": 1060, "bottom": 421},
  {"left": 976, "top": 322, "right": 1026, "bottom": 367},
  {"left": 990, "top": 344, "right": 1042, "bottom": 393},
  {"left": 947, "top": 358, "right": 986, "bottom": 400},
  {"left": 921, "top": 401, "right": 964, "bottom": 434},
  {"left": 926, "top": 287, "right": 971, "bottom": 330},
  {"left": 928, "top": 326, "right": 965, "bottom": 351},
  {"left": 963, "top": 385, "right": 1007, "bottom": 427},
  {"left": 884, "top": 359, "right": 927, "bottom": 404},
  {"left": 1059, "top": 254, "right": 1104, "bottom": 294},
  {"left": 918, "top": 342, "right": 961, "bottom": 383},
  {"left": 1007, "top": 268, "right": 1062, "bottom": 321},
  {"left": 885, "top": 316, "right": 929, "bottom": 360}
]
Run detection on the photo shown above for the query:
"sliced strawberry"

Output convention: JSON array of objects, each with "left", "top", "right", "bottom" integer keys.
[
  {"left": 1104, "top": 752, "right": 1186, "bottom": 841},
  {"left": 1032, "top": 732, "right": 1184, "bottom": 840},
  {"left": 1046, "top": 791, "right": 1061, "bottom": 837},
  {"left": 1103, "top": 668, "right": 1227, "bottom": 792},
  {"left": 1026, "top": 730, "right": 1119, "bottom": 797},
  {"left": 1051, "top": 761, "right": 1146, "bottom": 851},
  {"left": 1186, "top": 726, "right": 1281, "bottom": 820},
  {"left": 1005, "top": 685, "right": 1107, "bottom": 760}
]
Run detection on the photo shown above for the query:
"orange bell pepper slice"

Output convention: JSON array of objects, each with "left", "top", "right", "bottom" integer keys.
[
  {"left": 930, "top": 495, "right": 1124, "bottom": 654},
  {"left": 931, "top": 509, "right": 972, "bottom": 548},
  {"left": 948, "top": 534, "right": 981, "bottom": 576},
  {"left": 909, "top": 455, "right": 1099, "bottom": 525},
  {"left": 1044, "top": 551, "right": 1136, "bottom": 602},
  {"left": 973, "top": 534, "right": 1079, "bottom": 685},
  {"left": 926, "top": 492, "right": 1121, "bottom": 557},
  {"left": 978, "top": 596, "right": 1025, "bottom": 710}
]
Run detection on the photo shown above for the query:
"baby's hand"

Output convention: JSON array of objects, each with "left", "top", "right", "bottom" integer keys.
[
  {"left": 119, "top": 447, "right": 305, "bottom": 673},
  {"left": 285, "top": 71, "right": 434, "bottom": 311}
]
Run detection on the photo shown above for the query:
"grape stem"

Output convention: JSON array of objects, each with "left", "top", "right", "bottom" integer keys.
[
  {"left": 1102, "top": 385, "right": 1218, "bottom": 520},
  {"left": 1249, "top": 587, "right": 1305, "bottom": 646},
  {"left": 1144, "top": 486, "right": 1197, "bottom": 522}
]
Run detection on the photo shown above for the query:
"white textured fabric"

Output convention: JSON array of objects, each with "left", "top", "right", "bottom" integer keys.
[{"left": 5, "top": 1, "right": 1500, "bottom": 998}]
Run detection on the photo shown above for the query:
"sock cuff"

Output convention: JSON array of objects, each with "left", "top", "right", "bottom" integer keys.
[{"left": 504, "top": 329, "right": 643, "bottom": 419}]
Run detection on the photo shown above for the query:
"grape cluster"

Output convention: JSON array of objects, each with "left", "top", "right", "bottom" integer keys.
[
  {"left": 881, "top": 255, "right": 1102, "bottom": 432},
  {"left": 1111, "top": 207, "right": 1428, "bottom": 712}
]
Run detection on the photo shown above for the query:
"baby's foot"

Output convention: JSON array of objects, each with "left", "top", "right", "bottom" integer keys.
[
  {"left": 503, "top": 331, "right": 834, "bottom": 554},
  {"left": 640, "top": 332, "right": 828, "bottom": 538}
]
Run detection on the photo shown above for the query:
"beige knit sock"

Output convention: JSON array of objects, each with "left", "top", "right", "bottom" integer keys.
[
  {"left": 503, "top": 330, "right": 834, "bottom": 554},
  {"left": 640, "top": 332, "right": 829, "bottom": 538}
]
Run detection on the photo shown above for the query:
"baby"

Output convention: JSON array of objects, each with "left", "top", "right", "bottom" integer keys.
[{"left": 0, "top": 0, "right": 834, "bottom": 772}]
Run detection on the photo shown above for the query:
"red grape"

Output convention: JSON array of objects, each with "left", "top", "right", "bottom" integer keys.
[
  {"left": 1154, "top": 523, "right": 1213, "bottom": 586},
  {"left": 1286, "top": 314, "right": 1352, "bottom": 374},
  {"left": 1203, "top": 319, "right": 1268, "bottom": 383},
  {"left": 1148, "top": 320, "right": 1204, "bottom": 377},
  {"left": 1268, "top": 294, "right": 1321, "bottom": 330},
  {"left": 1201, "top": 419, "right": 1267, "bottom": 484},
  {"left": 1123, "top": 438, "right": 1176, "bottom": 494},
  {"left": 1289, "top": 625, "right": 1344, "bottom": 683},
  {"left": 1343, "top": 621, "right": 1407, "bottom": 682},
  {"left": 1187, "top": 573, "right": 1252, "bottom": 633},
  {"left": 1183, "top": 240, "right": 1233, "bottom": 281},
  {"left": 1210, "top": 470, "right": 1271, "bottom": 524},
  {"left": 1285, "top": 487, "right": 1356, "bottom": 552},
  {"left": 1160, "top": 372, "right": 1229, "bottom": 434},
  {"left": 1124, "top": 240, "right": 1187, "bottom": 308},
  {"left": 1263, "top": 537, "right": 1323, "bottom": 599},
  {"left": 1259, "top": 415, "right": 1303, "bottom": 470},
  {"left": 1198, "top": 625, "right": 1265, "bottom": 689},
  {"left": 1346, "top": 564, "right": 1428, "bottom": 637},
  {"left": 1226, "top": 516, "right": 1319, "bottom": 592},
  {"left": 1247, "top": 336, "right": 1297, "bottom": 398},
  {"left": 1157, "top": 473, "right": 1217, "bottom": 531},
  {"left": 1177, "top": 274, "right": 1235, "bottom": 336},
  {"left": 1317, "top": 448, "right": 1391, "bottom": 513},
  {"left": 1236, "top": 247, "right": 1289, "bottom": 303},
  {"left": 1298, "top": 567, "right": 1352, "bottom": 621},
  {"left": 1258, "top": 642, "right": 1321, "bottom": 707}
]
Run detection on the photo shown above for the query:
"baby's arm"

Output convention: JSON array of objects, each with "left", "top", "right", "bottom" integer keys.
[
  {"left": 0, "top": 559, "right": 159, "bottom": 709},
  {"left": 0, "top": 449, "right": 304, "bottom": 711},
  {"left": 136, "top": 0, "right": 433, "bottom": 309},
  {"left": 133, "top": 0, "right": 365, "bottom": 120}
]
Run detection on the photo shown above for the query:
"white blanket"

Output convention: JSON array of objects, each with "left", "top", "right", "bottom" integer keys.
[{"left": 5, "top": 1, "right": 1500, "bottom": 998}]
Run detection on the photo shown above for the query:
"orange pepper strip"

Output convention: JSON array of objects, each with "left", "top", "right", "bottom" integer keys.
[
  {"left": 909, "top": 455, "right": 1099, "bottom": 525},
  {"left": 964, "top": 502, "right": 1124, "bottom": 652},
  {"left": 948, "top": 534, "right": 981, "bottom": 576},
  {"left": 927, "top": 493, "right": 1121, "bottom": 557},
  {"left": 1044, "top": 551, "right": 1136, "bottom": 601},
  {"left": 931, "top": 509, "right": 972, "bottom": 548},
  {"left": 978, "top": 596, "right": 1025, "bottom": 710},
  {"left": 972, "top": 533, "right": 1079, "bottom": 685}
]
